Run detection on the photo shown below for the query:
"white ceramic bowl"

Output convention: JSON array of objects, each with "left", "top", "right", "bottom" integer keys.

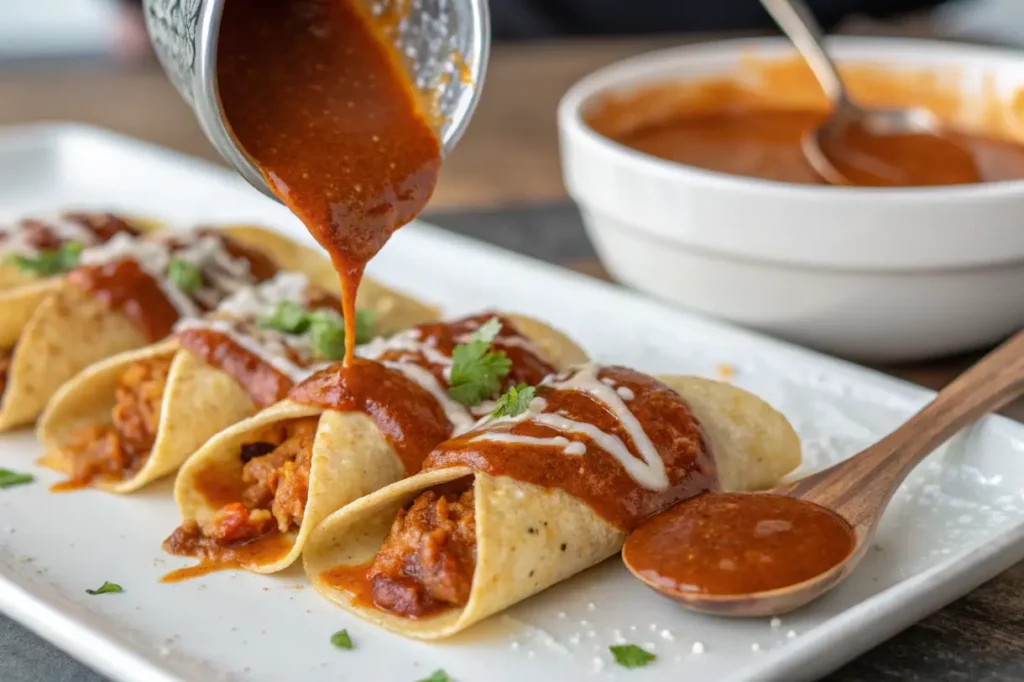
[{"left": 558, "top": 37, "right": 1024, "bottom": 362}]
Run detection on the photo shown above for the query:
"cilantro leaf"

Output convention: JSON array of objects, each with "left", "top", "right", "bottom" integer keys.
[
  {"left": 415, "top": 670, "right": 450, "bottom": 682},
  {"left": 309, "top": 312, "right": 347, "bottom": 361},
  {"left": 330, "top": 629, "right": 353, "bottom": 650},
  {"left": 0, "top": 469, "right": 34, "bottom": 489},
  {"left": 261, "top": 301, "right": 312, "bottom": 334},
  {"left": 86, "top": 581, "right": 123, "bottom": 595},
  {"left": 5, "top": 241, "right": 83, "bottom": 276},
  {"left": 490, "top": 384, "right": 535, "bottom": 418},
  {"left": 167, "top": 257, "right": 202, "bottom": 293},
  {"left": 260, "top": 304, "right": 372, "bottom": 358},
  {"left": 448, "top": 318, "right": 512, "bottom": 406},
  {"left": 610, "top": 644, "right": 656, "bottom": 669},
  {"left": 354, "top": 309, "right": 376, "bottom": 345}
]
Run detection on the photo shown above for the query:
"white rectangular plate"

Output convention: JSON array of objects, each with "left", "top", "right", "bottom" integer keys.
[{"left": 1, "top": 124, "right": 1024, "bottom": 682}]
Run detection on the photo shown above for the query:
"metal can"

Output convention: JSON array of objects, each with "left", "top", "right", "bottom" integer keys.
[{"left": 142, "top": 0, "right": 490, "bottom": 201}]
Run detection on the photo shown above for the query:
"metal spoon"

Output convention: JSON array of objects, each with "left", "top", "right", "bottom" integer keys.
[
  {"left": 624, "top": 329, "right": 1024, "bottom": 616},
  {"left": 761, "top": 0, "right": 977, "bottom": 186}
]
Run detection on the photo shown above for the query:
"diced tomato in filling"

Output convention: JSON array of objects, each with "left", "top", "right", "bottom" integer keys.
[
  {"left": 368, "top": 486, "right": 478, "bottom": 617},
  {"left": 163, "top": 417, "right": 318, "bottom": 557},
  {"left": 63, "top": 357, "right": 172, "bottom": 483},
  {"left": 0, "top": 347, "right": 11, "bottom": 400}
]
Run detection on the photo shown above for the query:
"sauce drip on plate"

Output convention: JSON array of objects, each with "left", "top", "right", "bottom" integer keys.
[
  {"left": 218, "top": 0, "right": 441, "bottom": 363},
  {"left": 623, "top": 492, "right": 854, "bottom": 596}
]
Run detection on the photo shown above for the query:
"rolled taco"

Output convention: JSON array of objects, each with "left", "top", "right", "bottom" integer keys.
[
  {"left": 0, "top": 223, "right": 338, "bottom": 432},
  {"left": 162, "top": 313, "right": 587, "bottom": 575},
  {"left": 0, "top": 212, "right": 154, "bottom": 290},
  {"left": 38, "top": 270, "right": 437, "bottom": 492},
  {"left": 302, "top": 364, "right": 801, "bottom": 639}
]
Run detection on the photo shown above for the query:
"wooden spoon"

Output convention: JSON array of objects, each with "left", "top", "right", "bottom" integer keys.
[{"left": 625, "top": 329, "right": 1024, "bottom": 617}]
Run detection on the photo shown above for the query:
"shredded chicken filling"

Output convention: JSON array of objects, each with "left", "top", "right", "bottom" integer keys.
[
  {"left": 63, "top": 357, "right": 172, "bottom": 483},
  {"left": 368, "top": 485, "right": 478, "bottom": 617},
  {"left": 164, "top": 417, "right": 317, "bottom": 556}
]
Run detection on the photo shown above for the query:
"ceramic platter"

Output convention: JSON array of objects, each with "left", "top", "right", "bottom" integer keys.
[{"left": 2, "top": 124, "right": 1024, "bottom": 682}]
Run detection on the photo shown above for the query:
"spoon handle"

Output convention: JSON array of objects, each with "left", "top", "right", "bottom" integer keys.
[
  {"left": 780, "top": 329, "right": 1024, "bottom": 534},
  {"left": 761, "top": 0, "right": 847, "bottom": 104}
]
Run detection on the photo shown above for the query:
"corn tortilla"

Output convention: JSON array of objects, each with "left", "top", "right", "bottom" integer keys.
[
  {"left": 301, "top": 375, "right": 801, "bottom": 639},
  {"left": 1, "top": 225, "right": 427, "bottom": 432},
  {"left": 169, "top": 314, "right": 588, "bottom": 573},
  {"left": 37, "top": 275, "right": 438, "bottom": 490}
]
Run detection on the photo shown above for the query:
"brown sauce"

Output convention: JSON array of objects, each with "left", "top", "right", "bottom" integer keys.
[
  {"left": 587, "top": 62, "right": 1024, "bottom": 187},
  {"left": 622, "top": 492, "right": 855, "bottom": 596},
  {"left": 288, "top": 358, "right": 452, "bottom": 474},
  {"left": 176, "top": 328, "right": 294, "bottom": 409},
  {"left": 218, "top": 0, "right": 441, "bottom": 365},
  {"left": 67, "top": 259, "right": 183, "bottom": 342},
  {"left": 423, "top": 366, "right": 718, "bottom": 530},
  {"left": 606, "top": 108, "right": 1024, "bottom": 187},
  {"left": 318, "top": 562, "right": 378, "bottom": 610},
  {"left": 160, "top": 532, "right": 292, "bottom": 583},
  {"left": 288, "top": 314, "right": 556, "bottom": 474},
  {"left": 13, "top": 213, "right": 140, "bottom": 251},
  {"left": 192, "top": 461, "right": 247, "bottom": 509}
]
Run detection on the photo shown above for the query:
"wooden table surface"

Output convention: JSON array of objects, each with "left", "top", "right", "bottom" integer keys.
[{"left": 0, "top": 36, "right": 1022, "bottom": 681}]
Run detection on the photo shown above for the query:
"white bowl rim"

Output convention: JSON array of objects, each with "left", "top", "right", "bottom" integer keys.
[{"left": 558, "top": 35, "right": 1024, "bottom": 202}]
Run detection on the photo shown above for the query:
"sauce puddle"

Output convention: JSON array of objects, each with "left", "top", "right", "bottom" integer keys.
[{"left": 161, "top": 533, "right": 293, "bottom": 583}]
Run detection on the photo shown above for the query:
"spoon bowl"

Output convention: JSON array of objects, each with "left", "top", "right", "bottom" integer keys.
[
  {"left": 763, "top": 0, "right": 977, "bottom": 186},
  {"left": 625, "top": 329, "right": 1024, "bottom": 617}
]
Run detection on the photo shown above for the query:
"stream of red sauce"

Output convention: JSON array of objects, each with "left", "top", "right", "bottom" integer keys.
[{"left": 217, "top": 0, "right": 441, "bottom": 365}]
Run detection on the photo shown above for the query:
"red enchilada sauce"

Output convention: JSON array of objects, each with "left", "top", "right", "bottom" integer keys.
[
  {"left": 323, "top": 365, "right": 720, "bottom": 618},
  {"left": 423, "top": 366, "right": 717, "bottom": 528},
  {"left": 176, "top": 329, "right": 295, "bottom": 408},
  {"left": 217, "top": 0, "right": 441, "bottom": 364},
  {"left": 163, "top": 315, "right": 553, "bottom": 581},
  {"left": 176, "top": 288, "right": 344, "bottom": 409},
  {"left": 290, "top": 314, "right": 556, "bottom": 473},
  {"left": 588, "top": 86, "right": 1024, "bottom": 186},
  {"left": 66, "top": 234, "right": 277, "bottom": 343},
  {"left": 623, "top": 492, "right": 854, "bottom": 595}
]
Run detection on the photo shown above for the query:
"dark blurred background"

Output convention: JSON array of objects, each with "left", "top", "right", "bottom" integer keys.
[{"left": 1, "top": 0, "right": 1022, "bottom": 62}]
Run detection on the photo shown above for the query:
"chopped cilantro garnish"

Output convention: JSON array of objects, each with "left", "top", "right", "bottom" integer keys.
[
  {"left": 354, "top": 308, "right": 376, "bottom": 345},
  {"left": 610, "top": 644, "right": 656, "bottom": 669},
  {"left": 491, "top": 383, "right": 535, "bottom": 418},
  {"left": 330, "top": 629, "right": 353, "bottom": 650},
  {"left": 167, "top": 257, "right": 201, "bottom": 293},
  {"left": 5, "top": 241, "right": 83, "bottom": 276},
  {"left": 448, "top": 317, "right": 512, "bottom": 406},
  {"left": 415, "top": 670, "right": 450, "bottom": 682},
  {"left": 85, "top": 581, "right": 123, "bottom": 595},
  {"left": 261, "top": 301, "right": 311, "bottom": 334},
  {"left": 309, "top": 313, "right": 347, "bottom": 361},
  {"left": 260, "top": 304, "right": 373, "bottom": 359},
  {"left": 0, "top": 469, "right": 34, "bottom": 489}
]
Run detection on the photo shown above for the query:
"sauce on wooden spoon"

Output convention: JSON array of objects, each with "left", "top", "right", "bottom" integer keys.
[{"left": 623, "top": 492, "right": 854, "bottom": 596}]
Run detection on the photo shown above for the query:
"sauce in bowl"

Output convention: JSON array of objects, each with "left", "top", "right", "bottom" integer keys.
[{"left": 585, "top": 58, "right": 1024, "bottom": 187}]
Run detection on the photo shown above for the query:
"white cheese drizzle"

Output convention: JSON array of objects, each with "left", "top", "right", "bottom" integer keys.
[
  {"left": 80, "top": 231, "right": 257, "bottom": 320},
  {"left": 173, "top": 272, "right": 338, "bottom": 382},
  {"left": 0, "top": 215, "right": 98, "bottom": 255},
  {"left": 468, "top": 364, "right": 668, "bottom": 491}
]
